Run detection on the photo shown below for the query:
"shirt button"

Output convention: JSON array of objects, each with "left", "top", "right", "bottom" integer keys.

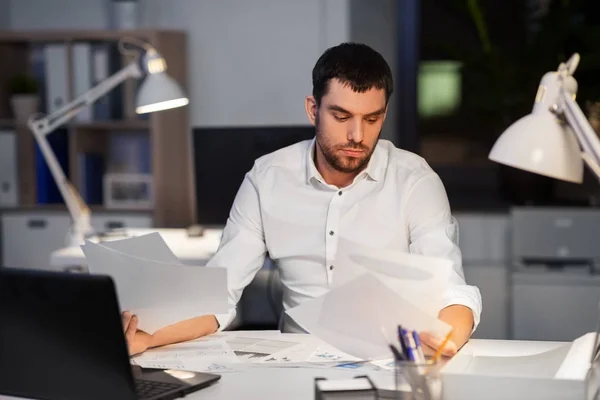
[
  {"left": 329, "top": 231, "right": 334, "bottom": 236},
  {"left": 329, "top": 265, "right": 334, "bottom": 271},
  {"left": 338, "top": 191, "right": 342, "bottom": 196}
]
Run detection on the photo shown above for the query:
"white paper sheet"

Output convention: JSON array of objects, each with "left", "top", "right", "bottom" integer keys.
[
  {"left": 334, "top": 240, "right": 453, "bottom": 315},
  {"left": 287, "top": 274, "right": 451, "bottom": 360},
  {"left": 462, "top": 344, "right": 572, "bottom": 378},
  {"left": 308, "top": 344, "right": 362, "bottom": 363},
  {"left": 95, "top": 232, "right": 181, "bottom": 265},
  {"left": 132, "top": 338, "right": 242, "bottom": 372},
  {"left": 201, "top": 332, "right": 304, "bottom": 362},
  {"left": 555, "top": 332, "right": 596, "bottom": 380},
  {"left": 81, "top": 240, "right": 227, "bottom": 334}
]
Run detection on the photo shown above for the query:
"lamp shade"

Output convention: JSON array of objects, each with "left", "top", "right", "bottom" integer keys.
[
  {"left": 135, "top": 72, "right": 189, "bottom": 114},
  {"left": 489, "top": 111, "right": 583, "bottom": 183}
]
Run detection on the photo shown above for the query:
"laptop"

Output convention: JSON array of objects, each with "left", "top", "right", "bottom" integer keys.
[{"left": 0, "top": 267, "right": 220, "bottom": 400}]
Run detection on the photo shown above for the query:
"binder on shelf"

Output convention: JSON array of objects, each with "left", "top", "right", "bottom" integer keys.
[
  {"left": 0, "top": 130, "right": 18, "bottom": 207},
  {"left": 91, "top": 43, "right": 111, "bottom": 120},
  {"left": 44, "top": 44, "right": 68, "bottom": 115},
  {"left": 108, "top": 133, "right": 151, "bottom": 174},
  {"left": 35, "top": 128, "right": 69, "bottom": 204},
  {"left": 30, "top": 44, "right": 47, "bottom": 115},
  {"left": 91, "top": 43, "right": 124, "bottom": 121},
  {"left": 72, "top": 43, "right": 93, "bottom": 122},
  {"left": 79, "top": 153, "right": 105, "bottom": 205}
]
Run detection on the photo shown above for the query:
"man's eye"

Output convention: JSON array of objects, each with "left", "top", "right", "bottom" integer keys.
[
  {"left": 366, "top": 117, "right": 379, "bottom": 124},
  {"left": 334, "top": 115, "right": 349, "bottom": 122}
]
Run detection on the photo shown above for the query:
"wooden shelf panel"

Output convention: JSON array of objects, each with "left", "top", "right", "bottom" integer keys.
[
  {"left": 0, "top": 119, "right": 150, "bottom": 130},
  {"left": 0, "top": 119, "right": 17, "bottom": 127},
  {"left": 0, "top": 204, "right": 153, "bottom": 214},
  {"left": 0, "top": 30, "right": 184, "bottom": 43},
  {"left": 72, "top": 120, "right": 150, "bottom": 131}
]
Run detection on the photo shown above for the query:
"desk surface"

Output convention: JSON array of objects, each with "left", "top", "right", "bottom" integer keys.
[
  {"left": 50, "top": 228, "right": 223, "bottom": 268},
  {"left": 0, "top": 334, "right": 571, "bottom": 400},
  {"left": 189, "top": 366, "right": 395, "bottom": 399},
  {"left": 183, "top": 336, "right": 569, "bottom": 399}
]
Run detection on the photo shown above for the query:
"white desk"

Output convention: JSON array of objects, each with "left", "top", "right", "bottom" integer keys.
[
  {"left": 50, "top": 228, "right": 223, "bottom": 269},
  {"left": 179, "top": 336, "right": 572, "bottom": 399},
  {"left": 188, "top": 367, "right": 395, "bottom": 399}
]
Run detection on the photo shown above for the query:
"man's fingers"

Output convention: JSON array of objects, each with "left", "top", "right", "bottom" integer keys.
[
  {"left": 419, "top": 332, "right": 439, "bottom": 348},
  {"left": 125, "top": 315, "right": 138, "bottom": 344},
  {"left": 419, "top": 332, "right": 458, "bottom": 357},
  {"left": 122, "top": 311, "right": 132, "bottom": 332}
]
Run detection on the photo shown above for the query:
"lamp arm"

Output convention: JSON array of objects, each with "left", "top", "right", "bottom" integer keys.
[
  {"left": 29, "top": 62, "right": 142, "bottom": 137},
  {"left": 561, "top": 92, "right": 600, "bottom": 182},
  {"left": 27, "top": 61, "right": 143, "bottom": 245}
]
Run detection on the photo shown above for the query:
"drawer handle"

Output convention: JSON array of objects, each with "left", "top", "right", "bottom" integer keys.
[
  {"left": 106, "top": 221, "right": 124, "bottom": 230},
  {"left": 27, "top": 219, "right": 47, "bottom": 229}
]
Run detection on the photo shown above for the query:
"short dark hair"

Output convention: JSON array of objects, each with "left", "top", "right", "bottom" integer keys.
[{"left": 312, "top": 42, "right": 393, "bottom": 106}]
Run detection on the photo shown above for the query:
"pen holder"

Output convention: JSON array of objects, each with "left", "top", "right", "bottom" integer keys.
[{"left": 394, "top": 359, "right": 442, "bottom": 400}]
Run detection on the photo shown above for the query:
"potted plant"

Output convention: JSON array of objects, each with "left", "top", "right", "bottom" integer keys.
[{"left": 8, "top": 73, "right": 40, "bottom": 124}]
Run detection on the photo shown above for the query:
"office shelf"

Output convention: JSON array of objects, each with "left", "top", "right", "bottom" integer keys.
[{"left": 0, "top": 29, "right": 194, "bottom": 227}]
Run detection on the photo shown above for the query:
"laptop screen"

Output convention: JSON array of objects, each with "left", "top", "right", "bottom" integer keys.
[{"left": 0, "top": 268, "right": 137, "bottom": 400}]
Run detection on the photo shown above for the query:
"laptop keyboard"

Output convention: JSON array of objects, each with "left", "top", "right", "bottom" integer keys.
[{"left": 135, "top": 379, "right": 184, "bottom": 400}]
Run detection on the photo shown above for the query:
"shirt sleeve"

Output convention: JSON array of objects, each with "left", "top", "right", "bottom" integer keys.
[
  {"left": 404, "top": 171, "right": 482, "bottom": 332},
  {"left": 206, "top": 164, "right": 268, "bottom": 331}
]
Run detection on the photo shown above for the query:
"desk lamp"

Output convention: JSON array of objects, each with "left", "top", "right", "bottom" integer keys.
[
  {"left": 489, "top": 53, "right": 600, "bottom": 376},
  {"left": 489, "top": 53, "right": 600, "bottom": 184},
  {"left": 27, "top": 38, "right": 189, "bottom": 246}
]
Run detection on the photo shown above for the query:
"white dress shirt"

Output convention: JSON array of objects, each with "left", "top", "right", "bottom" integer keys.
[{"left": 207, "top": 138, "right": 482, "bottom": 331}]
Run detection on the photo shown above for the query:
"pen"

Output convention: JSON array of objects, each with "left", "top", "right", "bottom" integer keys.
[
  {"left": 432, "top": 330, "right": 453, "bottom": 362},
  {"left": 389, "top": 344, "right": 406, "bottom": 361},
  {"left": 412, "top": 330, "right": 426, "bottom": 364},
  {"left": 397, "top": 325, "right": 409, "bottom": 360},
  {"left": 381, "top": 326, "right": 406, "bottom": 362},
  {"left": 401, "top": 328, "right": 416, "bottom": 362}
]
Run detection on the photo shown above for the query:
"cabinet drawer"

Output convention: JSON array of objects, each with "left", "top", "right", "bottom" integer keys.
[
  {"left": 91, "top": 213, "right": 152, "bottom": 233},
  {"left": 512, "top": 272, "right": 600, "bottom": 341},
  {"left": 1, "top": 213, "right": 71, "bottom": 270},
  {"left": 463, "top": 263, "right": 509, "bottom": 340}
]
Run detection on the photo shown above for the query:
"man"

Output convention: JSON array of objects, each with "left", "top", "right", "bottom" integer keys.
[{"left": 123, "top": 42, "right": 482, "bottom": 357}]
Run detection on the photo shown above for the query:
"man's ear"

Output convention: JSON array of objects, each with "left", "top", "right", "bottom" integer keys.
[{"left": 305, "top": 95, "right": 318, "bottom": 126}]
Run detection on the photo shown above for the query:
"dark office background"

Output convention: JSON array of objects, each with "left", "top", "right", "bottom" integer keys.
[
  {"left": 418, "top": 0, "right": 600, "bottom": 210},
  {"left": 193, "top": 0, "right": 600, "bottom": 226},
  {"left": 193, "top": 127, "right": 314, "bottom": 225}
]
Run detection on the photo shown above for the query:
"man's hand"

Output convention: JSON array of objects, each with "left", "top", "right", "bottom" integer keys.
[
  {"left": 418, "top": 305, "right": 475, "bottom": 359},
  {"left": 122, "top": 311, "right": 152, "bottom": 356},
  {"left": 419, "top": 332, "right": 458, "bottom": 358}
]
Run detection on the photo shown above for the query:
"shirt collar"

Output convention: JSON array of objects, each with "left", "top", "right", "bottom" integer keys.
[{"left": 305, "top": 139, "right": 387, "bottom": 185}]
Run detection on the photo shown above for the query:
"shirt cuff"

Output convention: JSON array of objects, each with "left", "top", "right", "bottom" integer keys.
[
  {"left": 214, "top": 309, "right": 236, "bottom": 332},
  {"left": 440, "top": 284, "right": 482, "bottom": 334}
]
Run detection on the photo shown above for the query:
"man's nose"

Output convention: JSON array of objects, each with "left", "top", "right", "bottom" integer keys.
[{"left": 347, "top": 119, "right": 364, "bottom": 143}]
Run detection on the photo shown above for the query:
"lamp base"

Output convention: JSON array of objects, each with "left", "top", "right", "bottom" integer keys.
[{"left": 65, "top": 215, "right": 95, "bottom": 247}]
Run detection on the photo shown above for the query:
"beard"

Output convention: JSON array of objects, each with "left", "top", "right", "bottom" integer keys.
[{"left": 315, "top": 114, "right": 379, "bottom": 174}]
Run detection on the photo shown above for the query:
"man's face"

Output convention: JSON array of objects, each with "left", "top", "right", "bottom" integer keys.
[{"left": 306, "top": 79, "right": 387, "bottom": 174}]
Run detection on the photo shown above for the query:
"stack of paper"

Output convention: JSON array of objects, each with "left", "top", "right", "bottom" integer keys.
[
  {"left": 131, "top": 338, "right": 241, "bottom": 372},
  {"left": 286, "top": 240, "right": 454, "bottom": 359},
  {"left": 81, "top": 233, "right": 228, "bottom": 334},
  {"left": 131, "top": 330, "right": 396, "bottom": 375},
  {"left": 442, "top": 332, "right": 599, "bottom": 400}
]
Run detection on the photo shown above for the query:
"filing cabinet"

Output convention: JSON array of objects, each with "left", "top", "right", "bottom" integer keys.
[
  {"left": 1, "top": 210, "right": 152, "bottom": 270},
  {"left": 1, "top": 211, "right": 71, "bottom": 270},
  {"left": 456, "top": 213, "right": 510, "bottom": 340},
  {"left": 510, "top": 207, "right": 600, "bottom": 341}
]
